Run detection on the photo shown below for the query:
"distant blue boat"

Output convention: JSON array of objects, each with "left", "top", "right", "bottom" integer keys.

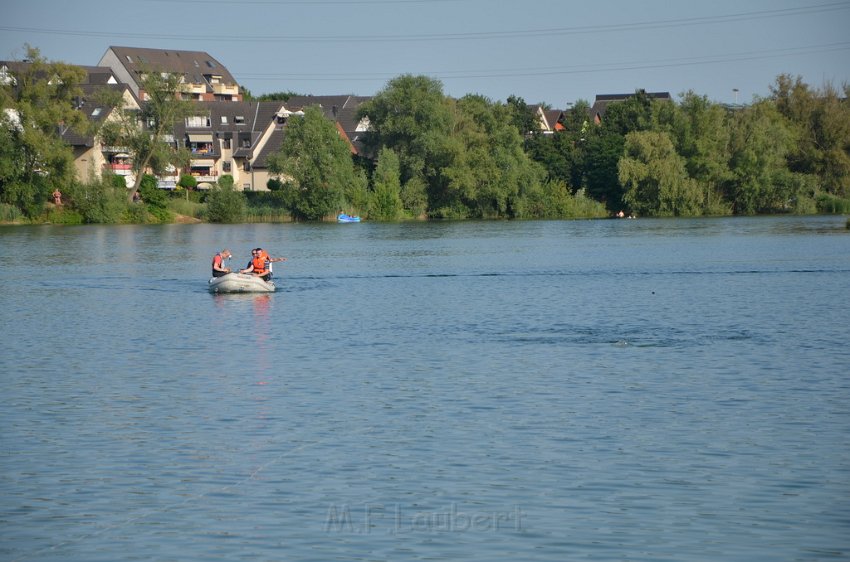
[{"left": 337, "top": 213, "right": 361, "bottom": 223}]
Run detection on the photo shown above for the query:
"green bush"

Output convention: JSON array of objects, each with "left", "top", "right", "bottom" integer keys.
[
  {"left": 514, "top": 182, "right": 608, "bottom": 219},
  {"left": 217, "top": 174, "right": 234, "bottom": 189},
  {"left": 167, "top": 198, "right": 204, "bottom": 218},
  {"left": 122, "top": 202, "right": 150, "bottom": 223},
  {"left": 178, "top": 174, "right": 197, "bottom": 189},
  {"left": 109, "top": 174, "right": 128, "bottom": 188},
  {"left": 46, "top": 208, "right": 84, "bottom": 225},
  {"left": 0, "top": 203, "right": 25, "bottom": 223},
  {"left": 139, "top": 174, "right": 168, "bottom": 209},
  {"left": 206, "top": 183, "right": 246, "bottom": 223},
  {"left": 816, "top": 193, "right": 850, "bottom": 214},
  {"left": 267, "top": 178, "right": 284, "bottom": 191},
  {"left": 65, "top": 180, "right": 128, "bottom": 224}
]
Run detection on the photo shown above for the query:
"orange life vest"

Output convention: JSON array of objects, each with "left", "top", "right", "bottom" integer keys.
[{"left": 251, "top": 256, "right": 267, "bottom": 275}]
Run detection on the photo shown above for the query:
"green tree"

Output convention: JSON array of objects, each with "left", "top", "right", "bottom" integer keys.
[
  {"left": 400, "top": 176, "right": 428, "bottom": 218},
  {"left": 524, "top": 99, "right": 590, "bottom": 192},
  {"left": 618, "top": 131, "right": 702, "bottom": 216},
  {"left": 268, "top": 106, "right": 362, "bottom": 220},
  {"left": 654, "top": 91, "right": 732, "bottom": 214},
  {"left": 728, "top": 100, "right": 796, "bottom": 214},
  {"left": 98, "top": 71, "right": 192, "bottom": 202},
  {"left": 572, "top": 92, "right": 663, "bottom": 214},
  {"left": 582, "top": 129, "right": 626, "bottom": 212},
  {"left": 448, "top": 95, "right": 545, "bottom": 218},
  {"left": 506, "top": 95, "right": 539, "bottom": 136},
  {"left": 178, "top": 173, "right": 197, "bottom": 189},
  {"left": 357, "top": 75, "right": 454, "bottom": 200},
  {"left": 0, "top": 46, "right": 87, "bottom": 216},
  {"left": 369, "top": 147, "right": 403, "bottom": 220},
  {"left": 255, "top": 91, "right": 301, "bottom": 102},
  {"left": 770, "top": 75, "right": 850, "bottom": 197},
  {"left": 205, "top": 181, "right": 246, "bottom": 223},
  {"left": 602, "top": 90, "right": 656, "bottom": 136}
]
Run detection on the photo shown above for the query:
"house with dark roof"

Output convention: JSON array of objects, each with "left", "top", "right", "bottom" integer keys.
[
  {"left": 0, "top": 60, "right": 140, "bottom": 185},
  {"left": 590, "top": 90, "right": 671, "bottom": 124},
  {"left": 172, "top": 100, "right": 288, "bottom": 190},
  {"left": 529, "top": 105, "right": 566, "bottom": 134},
  {"left": 281, "top": 95, "right": 372, "bottom": 155},
  {"left": 98, "top": 46, "right": 242, "bottom": 102},
  {"left": 5, "top": 48, "right": 378, "bottom": 191},
  {"left": 63, "top": 84, "right": 141, "bottom": 186}
]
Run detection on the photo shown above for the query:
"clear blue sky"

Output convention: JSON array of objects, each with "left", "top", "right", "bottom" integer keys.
[{"left": 2, "top": 0, "right": 849, "bottom": 107}]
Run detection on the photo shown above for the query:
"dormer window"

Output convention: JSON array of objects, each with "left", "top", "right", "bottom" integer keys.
[{"left": 234, "top": 116, "right": 245, "bottom": 124}]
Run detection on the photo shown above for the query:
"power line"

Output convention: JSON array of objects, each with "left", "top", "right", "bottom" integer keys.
[
  {"left": 139, "top": 0, "right": 469, "bottom": 3},
  {"left": 2, "top": 2, "right": 848, "bottom": 43},
  {"left": 235, "top": 42, "right": 850, "bottom": 82}
]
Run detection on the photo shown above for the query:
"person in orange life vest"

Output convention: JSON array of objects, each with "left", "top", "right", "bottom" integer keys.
[
  {"left": 240, "top": 248, "right": 274, "bottom": 281},
  {"left": 211, "top": 249, "right": 232, "bottom": 277},
  {"left": 256, "top": 248, "right": 286, "bottom": 278}
]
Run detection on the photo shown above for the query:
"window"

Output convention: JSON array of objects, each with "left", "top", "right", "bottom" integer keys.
[
  {"left": 222, "top": 138, "right": 231, "bottom": 149},
  {"left": 234, "top": 115, "right": 245, "bottom": 124},
  {"left": 223, "top": 161, "right": 232, "bottom": 172},
  {"left": 185, "top": 115, "right": 210, "bottom": 127},
  {"left": 91, "top": 107, "right": 102, "bottom": 117},
  {"left": 220, "top": 115, "right": 228, "bottom": 125},
  {"left": 206, "top": 60, "right": 217, "bottom": 69}
]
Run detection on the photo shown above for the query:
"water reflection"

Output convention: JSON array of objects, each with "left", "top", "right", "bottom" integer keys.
[{"left": 211, "top": 292, "right": 275, "bottom": 381}]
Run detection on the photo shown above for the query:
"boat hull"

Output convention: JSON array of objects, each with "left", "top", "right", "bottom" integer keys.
[
  {"left": 208, "top": 273, "right": 276, "bottom": 293},
  {"left": 337, "top": 214, "right": 361, "bottom": 223}
]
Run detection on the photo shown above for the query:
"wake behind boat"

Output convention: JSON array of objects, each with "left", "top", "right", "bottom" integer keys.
[{"left": 209, "top": 272, "right": 275, "bottom": 293}]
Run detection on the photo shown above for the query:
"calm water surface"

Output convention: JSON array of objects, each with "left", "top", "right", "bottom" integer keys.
[{"left": 1, "top": 216, "right": 849, "bottom": 561}]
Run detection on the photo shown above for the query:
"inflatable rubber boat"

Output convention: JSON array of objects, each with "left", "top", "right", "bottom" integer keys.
[
  {"left": 337, "top": 213, "right": 361, "bottom": 223},
  {"left": 208, "top": 273, "right": 275, "bottom": 293}
]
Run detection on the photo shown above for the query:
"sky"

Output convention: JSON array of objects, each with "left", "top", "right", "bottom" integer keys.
[{"left": 2, "top": 0, "right": 849, "bottom": 108}]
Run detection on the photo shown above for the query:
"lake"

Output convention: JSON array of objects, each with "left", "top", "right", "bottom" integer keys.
[{"left": 1, "top": 216, "right": 849, "bottom": 561}]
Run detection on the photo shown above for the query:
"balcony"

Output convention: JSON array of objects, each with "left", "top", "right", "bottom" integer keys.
[{"left": 101, "top": 145, "right": 130, "bottom": 154}]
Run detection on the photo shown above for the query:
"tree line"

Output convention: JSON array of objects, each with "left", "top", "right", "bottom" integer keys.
[
  {"left": 1, "top": 46, "right": 848, "bottom": 223},
  {"left": 525, "top": 77, "right": 850, "bottom": 217}
]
